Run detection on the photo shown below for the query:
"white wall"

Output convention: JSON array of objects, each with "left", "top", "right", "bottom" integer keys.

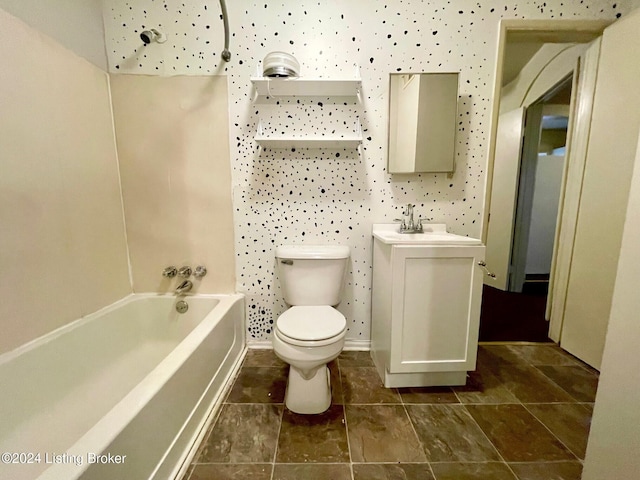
[
  {"left": 582, "top": 129, "right": 640, "bottom": 480},
  {"left": 102, "top": 0, "right": 640, "bottom": 341},
  {"left": 0, "top": 0, "right": 107, "bottom": 69},
  {"left": 525, "top": 155, "right": 565, "bottom": 274},
  {"left": 0, "top": 9, "right": 130, "bottom": 355}
]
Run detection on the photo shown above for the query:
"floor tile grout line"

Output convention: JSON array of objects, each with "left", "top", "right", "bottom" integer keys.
[
  {"left": 427, "top": 459, "right": 580, "bottom": 464},
  {"left": 337, "top": 360, "right": 356, "bottom": 480},
  {"left": 520, "top": 402, "right": 583, "bottom": 462},
  {"left": 451, "top": 383, "right": 465, "bottom": 405},
  {"left": 189, "top": 382, "right": 234, "bottom": 467},
  {"left": 269, "top": 392, "right": 286, "bottom": 480},
  {"left": 459, "top": 402, "right": 521, "bottom": 479},
  {"left": 531, "top": 364, "right": 595, "bottom": 403},
  {"left": 191, "top": 458, "right": 585, "bottom": 465},
  {"left": 399, "top": 398, "right": 437, "bottom": 479},
  {"left": 502, "top": 460, "right": 585, "bottom": 465},
  {"left": 491, "top": 343, "right": 599, "bottom": 379}
]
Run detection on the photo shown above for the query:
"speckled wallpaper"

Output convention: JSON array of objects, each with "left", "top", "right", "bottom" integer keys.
[{"left": 103, "top": 0, "right": 637, "bottom": 344}]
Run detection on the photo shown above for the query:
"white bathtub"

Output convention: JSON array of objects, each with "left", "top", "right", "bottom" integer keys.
[{"left": 0, "top": 294, "right": 245, "bottom": 480}]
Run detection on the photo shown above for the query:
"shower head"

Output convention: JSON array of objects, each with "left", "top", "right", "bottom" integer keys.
[{"left": 140, "top": 29, "right": 167, "bottom": 45}]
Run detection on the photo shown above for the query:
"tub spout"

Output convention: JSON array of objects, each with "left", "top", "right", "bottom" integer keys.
[{"left": 175, "top": 280, "right": 193, "bottom": 295}]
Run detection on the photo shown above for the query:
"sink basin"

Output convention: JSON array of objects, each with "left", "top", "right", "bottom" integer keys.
[{"left": 372, "top": 223, "right": 482, "bottom": 245}]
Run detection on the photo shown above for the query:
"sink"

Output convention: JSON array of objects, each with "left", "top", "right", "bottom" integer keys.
[{"left": 372, "top": 223, "right": 482, "bottom": 245}]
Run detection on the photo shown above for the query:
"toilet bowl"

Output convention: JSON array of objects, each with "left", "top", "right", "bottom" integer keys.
[
  {"left": 273, "top": 306, "right": 347, "bottom": 414},
  {"left": 272, "top": 245, "right": 350, "bottom": 414}
]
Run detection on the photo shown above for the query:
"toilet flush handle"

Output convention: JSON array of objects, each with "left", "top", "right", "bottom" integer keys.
[{"left": 281, "top": 259, "right": 294, "bottom": 265}]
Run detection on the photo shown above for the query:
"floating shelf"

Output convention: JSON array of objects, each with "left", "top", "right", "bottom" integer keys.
[
  {"left": 255, "top": 121, "right": 362, "bottom": 149},
  {"left": 251, "top": 77, "right": 361, "bottom": 97},
  {"left": 251, "top": 64, "right": 361, "bottom": 97},
  {"left": 255, "top": 134, "right": 363, "bottom": 149}
]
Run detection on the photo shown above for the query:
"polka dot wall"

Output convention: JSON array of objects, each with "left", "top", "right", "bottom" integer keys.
[{"left": 103, "top": 0, "right": 639, "bottom": 343}]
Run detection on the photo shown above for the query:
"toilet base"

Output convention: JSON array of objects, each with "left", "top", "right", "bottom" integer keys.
[{"left": 285, "top": 364, "right": 331, "bottom": 414}]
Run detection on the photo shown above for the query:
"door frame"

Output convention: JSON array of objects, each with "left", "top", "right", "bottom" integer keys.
[
  {"left": 510, "top": 76, "right": 574, "bottom": 294},
  {"left": 482, "top": 20, "right": 610, "bottom": 337},
  {"left": 483, "top": 19, "right": 610, "bottom": 246}
]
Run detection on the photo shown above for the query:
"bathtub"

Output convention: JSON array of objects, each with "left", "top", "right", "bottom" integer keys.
[{"left": 0, "top": 293, "right": 245, "bottom": 480}]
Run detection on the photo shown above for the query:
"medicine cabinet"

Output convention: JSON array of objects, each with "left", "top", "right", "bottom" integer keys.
[{"left": 388, "top": 72, "right": 459, "bottom": 173}]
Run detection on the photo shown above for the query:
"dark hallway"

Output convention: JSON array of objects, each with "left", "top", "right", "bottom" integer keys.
[{"left": 479, "top": 283, "right": 551, "bottom": 342}]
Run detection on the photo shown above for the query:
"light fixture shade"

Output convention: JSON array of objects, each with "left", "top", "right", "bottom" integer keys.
[{"left": 263, "top": 51, "right": 300, "bottom": 77}]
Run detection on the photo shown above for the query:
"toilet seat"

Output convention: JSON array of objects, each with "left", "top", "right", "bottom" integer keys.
[{"left": 276, "top": 306, "right": 347, "bottom": 347}]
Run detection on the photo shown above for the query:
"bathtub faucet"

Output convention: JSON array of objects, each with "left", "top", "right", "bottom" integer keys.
[{"left": 175, "top": 280, "right": 193, "bottom": 295}]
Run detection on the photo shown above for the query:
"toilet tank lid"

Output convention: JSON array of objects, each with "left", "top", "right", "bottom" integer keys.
[{"left": 276, "top": 245, "right": 350, "bottom": 259}]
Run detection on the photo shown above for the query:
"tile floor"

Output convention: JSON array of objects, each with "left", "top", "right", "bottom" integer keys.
[{"left": 184, "top": 344, "right": 598, "bottom": 480}]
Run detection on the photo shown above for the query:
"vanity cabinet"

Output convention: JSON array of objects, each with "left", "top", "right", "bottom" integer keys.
[{"left": 371, "top": 234, "right": 485, "bottom": 388}]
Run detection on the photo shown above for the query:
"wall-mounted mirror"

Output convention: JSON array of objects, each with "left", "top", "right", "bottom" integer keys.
[{"left": 388, "top": 72, "right": 459, "bottom": 174}]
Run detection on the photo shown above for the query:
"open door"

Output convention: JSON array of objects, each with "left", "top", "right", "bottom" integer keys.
[
  {"left": 509, "top": 102, "right": 544, "bottom": 293},
  {"left": 484, "top": 107, "right": 525, "bottom": 290},
  {"left": 548, "top": 39, "right": 600, "bottom": 338},
  {"left": 557, "top": 9, "right": 640, "bottom": 369}
]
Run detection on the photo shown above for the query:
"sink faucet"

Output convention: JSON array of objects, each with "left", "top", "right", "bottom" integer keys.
[
  {"left": 395, "top": 203, "right": 424, "bottom": 233},
  {"left": 175, "top": 279, "right": 193, "bottom": 295},
  {"left": 405, "top": 204, "right": 415, "bottom": 230}
]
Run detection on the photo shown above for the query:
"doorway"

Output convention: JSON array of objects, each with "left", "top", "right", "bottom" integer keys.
[{"left": 480, "top": 76, "right": 572, "bottom": 342}]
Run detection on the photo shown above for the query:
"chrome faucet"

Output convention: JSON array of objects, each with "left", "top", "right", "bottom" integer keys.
[
  {"left": 162, "top": 266, "right": 178, "bottom": 278},
  {"left": 394, "top": 203, "right": 424, "bottom": 233},
  {"left": 178, "top": 266, "right": 192, "bottom": 278},
  {"left": 175, "top": 280, "right": 193, "bottom": 295}
]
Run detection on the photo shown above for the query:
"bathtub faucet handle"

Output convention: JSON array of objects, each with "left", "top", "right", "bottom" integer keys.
[
  {"left": 162, "top": 266, "right": 178, "bottom": 278},
  {"left": 193, "top": 265, "right": 207, "bottom": 278},
  {"left": 178, "top": 266, "right": 192, "bottom": 278}
]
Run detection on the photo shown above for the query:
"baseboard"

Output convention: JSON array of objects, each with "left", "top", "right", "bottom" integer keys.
[
  {"left": 343, "top": 339, "right": 371, "bottom": 351},
  {"left": 246, "top": 340, "right": 273, "bottom": 349},
  {"left": 246, "top": 339, "right": 371, "bottom": 351}
]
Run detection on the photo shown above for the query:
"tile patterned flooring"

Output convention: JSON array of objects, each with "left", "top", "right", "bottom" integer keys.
[{"left": 184, "top": 344, "right": 598, "bottom": 480}]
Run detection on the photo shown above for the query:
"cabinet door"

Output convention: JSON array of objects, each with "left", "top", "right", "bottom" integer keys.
[{"left": 389, "top": 245, "right": 484, "bottom": 374}]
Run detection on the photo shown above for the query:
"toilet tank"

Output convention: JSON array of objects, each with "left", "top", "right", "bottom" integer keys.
[{"left": 276, "top": 245, "right": 350, "bottom": 306}]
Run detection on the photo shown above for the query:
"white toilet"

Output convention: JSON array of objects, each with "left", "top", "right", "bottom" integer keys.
[{"left": 272, "top": 245, "right": 350, "bottom": 414}]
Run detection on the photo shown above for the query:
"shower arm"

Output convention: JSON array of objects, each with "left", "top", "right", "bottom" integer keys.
[{"left": 218, "top": 0, "right": 231, "bottom": 62}]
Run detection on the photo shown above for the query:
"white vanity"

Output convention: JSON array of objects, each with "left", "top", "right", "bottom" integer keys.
[{"left": 370, "top": 223, "right": 485, "bottom": 388}]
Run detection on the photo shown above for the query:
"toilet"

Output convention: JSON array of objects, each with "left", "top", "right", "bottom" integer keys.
[{"left": 272, "top": 245, "right": 350, "bottom": 414}]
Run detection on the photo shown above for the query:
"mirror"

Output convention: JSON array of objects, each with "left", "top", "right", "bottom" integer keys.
[{"left": 387, "top": 72, "right": 459, "bottom": 174}]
